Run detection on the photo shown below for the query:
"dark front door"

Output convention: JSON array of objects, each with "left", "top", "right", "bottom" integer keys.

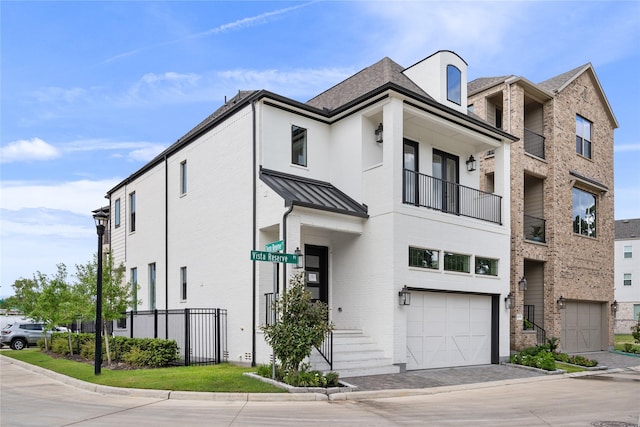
[
  {"left": 404, "top": 139, "right": 419, "bottom": 205},
  {"left": 432, "top": 149, "right": 459, "bottom": 213},
  {"left": 304, "top": 245, "right": 328, "bottom": 304}
]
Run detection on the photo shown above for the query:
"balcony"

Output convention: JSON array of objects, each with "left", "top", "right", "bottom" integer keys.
[
  {"left": 524, "top": 128, "right": 545, "bottom": 159},
  {"left": 403, "top": 169, "right": 502, "bottom": 224},
  {"left": 524, "top": 214, "right": 546, "bottom": 243}
]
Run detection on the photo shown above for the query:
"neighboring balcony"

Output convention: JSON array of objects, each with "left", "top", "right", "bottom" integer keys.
[
  {"left": 524, "top": 128, "right": 545, "bottom": 159},
  {"left": 524, "top": 214, "right": 546, "bottom": 243},
  {"left": 403, "top": 169, "right": 502, "bottom": 225}
]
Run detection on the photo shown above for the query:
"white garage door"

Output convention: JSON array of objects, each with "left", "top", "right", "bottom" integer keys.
[
  {"left": 561, "top": 302, "right": 603, "bottom": 353},
  {"left": 406, "top": 292, "right": 492, "bottom": 370}
]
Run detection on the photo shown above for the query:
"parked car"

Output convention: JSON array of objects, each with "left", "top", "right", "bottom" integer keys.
[{"left": 1, "top": 322, "right": 54, "bottom": 350}]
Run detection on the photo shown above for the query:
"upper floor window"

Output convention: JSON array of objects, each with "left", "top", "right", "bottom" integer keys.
[
  {"left": 180, "top": 160, "right": 187, "bottom": 195},
  {"left": 447, "top": 65, "right": 461, "bottom": 105},
  {"left": 409, "top": 247, "right": 439, "bottom": 270},
  {"left": 475, "top": 257, "right": 498, "bottom": 276},
  {"left": 624, "top": 245, "right": 632, "bottom": 258},
  {"left": 572, "top": 187, "right": 596, "bottom": 237},
  {"left": 129, "top": 192, "right": 136, "bottom": 232},
  {"left": 576, "top": 115, "right": 592, "bottom": 159},
  {"left": 444, "top": 252, "right": 470, "bottom": 273},
  {"left": 624, "top": 273, "right": 632, "bottom": 286},
  {"left": 130, "top": 267, "right": 138, "bottom": 313},
  {"left": 291, "top": 125, "right": 307, "bottom": 167},
  {"left": 114, "top": 198, "right": 121, "bottom": 228}
]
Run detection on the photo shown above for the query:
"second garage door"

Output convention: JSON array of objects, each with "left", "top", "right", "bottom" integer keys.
[
  {"left": 407, "top": 292, "right": 492, "bottom": 370},
  {"left": 561, "top": 302, "right": 604, "bottom": 353}
]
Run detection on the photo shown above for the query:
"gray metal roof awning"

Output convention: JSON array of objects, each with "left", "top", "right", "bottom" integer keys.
[
  {"left": 569, "top": 170, "right": 609, "bottom": 193},
  {"left": 260, "top": 168, "right": 369, "bottom": 218}
]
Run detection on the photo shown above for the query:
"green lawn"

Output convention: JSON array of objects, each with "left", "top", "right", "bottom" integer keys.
[
  {"left": 615, "top": 334, "right": 635, "bottom": 344},
  {"left": 555, "top": 362, "right": 586, "bottom": 373},
  {"left": 1, "top": 349, "right": 284, "bottom": 393}
]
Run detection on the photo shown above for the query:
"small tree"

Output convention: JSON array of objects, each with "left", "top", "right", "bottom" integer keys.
[{"left": 261, "top": 271, "right": 333, "bottom": 375}]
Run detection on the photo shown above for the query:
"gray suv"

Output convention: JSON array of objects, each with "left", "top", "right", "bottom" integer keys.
[{"left": 1, "top": 322, "right": 50, "bottom": 350}]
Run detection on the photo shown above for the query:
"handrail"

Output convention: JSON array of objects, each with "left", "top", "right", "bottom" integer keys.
[{"left": 314, "top": 330, "right": 333, "bottom": 370}]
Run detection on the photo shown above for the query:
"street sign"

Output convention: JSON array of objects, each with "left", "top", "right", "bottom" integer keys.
[
  {"left": 265, "top": 240, "right": 285, "bottom": 253},
  {"left": 251, "top": 250, "right": 298, "bottom": 264}
]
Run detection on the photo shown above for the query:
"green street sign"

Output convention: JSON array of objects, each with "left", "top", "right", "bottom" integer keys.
[
  {"left": 265, "top": 240, "right": 285, "bottom": 253},
  {"left": 251, "top": 250, "right": 299, "bottom": 264}
]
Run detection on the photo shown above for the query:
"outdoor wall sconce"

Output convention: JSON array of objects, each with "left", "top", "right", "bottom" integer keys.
[
  {"left": 398, "top": 286, "right": 411, "bottom": 306},
  {"left": 557, "top": 295, "right": 566, "bottom": 310},
  {"left": 465, "top": 155, "right": 477, "bottom": 172},
  {"left": 504, "top": 292, "right": 515, "bottom": 310},
  {"left": 518, "top": 276, "right": 527, "bottom": 291},
  {"left": 294, "top": 247, "right": 304, "bottom": 269},
  {"left": 611, "top": 300, "right": 619, "bottom": 314},
  {"left": 375, "top": 123, "right": 383, "bottom": 144}
]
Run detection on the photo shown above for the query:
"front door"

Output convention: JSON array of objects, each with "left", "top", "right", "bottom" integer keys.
[
  {"left": 404, "top": 139, "right": 419, "bottom": 205},
  {"left": 432, "top": 149, "right": 459, "bottom": 213},
  {"left": 304, "top": 245, "right": 328, "bottom": 304}
]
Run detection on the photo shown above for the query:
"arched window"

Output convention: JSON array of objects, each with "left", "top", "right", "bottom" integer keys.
[{"left": 447, "top": 65, "right": 461, "bottom": 105}]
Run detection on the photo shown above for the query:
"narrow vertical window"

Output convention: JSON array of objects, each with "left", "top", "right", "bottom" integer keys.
[
  {"left": 291, "top": 125, "right": 307, "bottom": 166},
  {"left": 148, "top": 263, "right": 156, "bottom": 310},
  {"left": 572, "top": 188, "right": 597, "bottom": 237},
  {"left": 180, "top": 266, "right": 187, "bottom": 300},
  {"left": 576, "top": 115, "right": 592, "bottom": 159},
  {"left": 114, "top": 198, "right": 121, "bottom": 228},
  {"left": 129, "top": 192, "right": 136, "bottom": 232},
  {"left": 130, "top": 267, "right": 138, "bottom": 313},
  {"left": 447, "top": 65, "right": 461, "bottom": 105},
  {"left": 180, "top": 160, "right": 187, "bottom": 195}
]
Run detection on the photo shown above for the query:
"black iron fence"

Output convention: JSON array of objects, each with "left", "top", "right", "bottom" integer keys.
[
  {"left": 115, "top": 308, "right": 227, "bottom": 366},
  {"left": 403, "top": 169, "right": 502, "bottom": 224},
  {"left": 524, "top": 128, "right": 545, "bottom": 159}
]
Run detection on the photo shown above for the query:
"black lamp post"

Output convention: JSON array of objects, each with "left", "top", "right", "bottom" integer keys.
[{"left": 93, "top": 210, "right": 108, "bottom": 375}]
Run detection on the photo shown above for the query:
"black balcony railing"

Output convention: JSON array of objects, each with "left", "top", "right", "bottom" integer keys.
[
  {"left": 524, "top": 128, "right": 545, "bottom": 159},
  {"left": 524, "top": 214, "right": 546, "bottom": 243},
  {"left": 403, "top": 169, "right": 502, "bottom": 224}
]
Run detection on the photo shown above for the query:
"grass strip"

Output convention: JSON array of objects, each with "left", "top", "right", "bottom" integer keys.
[{"left": 2, "top": 349, "right": 284, "bottom": 393}]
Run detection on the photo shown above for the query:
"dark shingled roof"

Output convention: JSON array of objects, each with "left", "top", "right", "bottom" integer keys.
[
  {"left": 260, "top": 168, "right": 368, "bottom": 218},
  {"left": 467, "top": 76, "right": 513, "bottom": 96},
  {"left": 306, "top": 57, "right": 430, "bottom": 111},
  {"left": 537, "top": 63, "right": 590, "bottom": 93},
  {"left": 615, "top": 218, "right": 640, "bottom": 239}
]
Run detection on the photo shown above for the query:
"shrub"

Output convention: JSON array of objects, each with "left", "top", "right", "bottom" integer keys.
[
  {"left": 122, "top": 346, "right": 149, "bottom": 367},
  {"left": 632, "top": 313, "right": 640, "bottom": 344},
  {"left": 510, "top": 347, "right": 557, "bottom": 371},
  {"left": 51, "top": 338, "right": 70, "bottom": 355}
]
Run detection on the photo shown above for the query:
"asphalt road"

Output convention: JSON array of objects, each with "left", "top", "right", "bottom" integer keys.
[{"left": 1, "top": 357, "right": 639, "bottom": 427}]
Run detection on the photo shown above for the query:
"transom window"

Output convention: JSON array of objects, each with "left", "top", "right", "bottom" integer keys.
[
  {"left": 624, "top": 245, "right": 632, "bottom": 258},
  {"left": 447, "top": 65, "right": 461, "bottom": 105},
  {"left": 572, "top": 188, "right": 596, "bottom": 237},
  {"left": 444, "top": 252, "right": 470, "bottom": 273},
  {"left": 576, "top": 115, "right": 592, "bottom": 159},
  {"left": 475, "top": 257, "right": 498, "bottom": 276},
  {"left": 291, "top": 125, "right": 307, "bottom": 167},
  {"left": 409, "top": 247, "right": 439, "bottom": 270},
  {"left": 624, "top": 273, "right": 632, "bottom": 286}
]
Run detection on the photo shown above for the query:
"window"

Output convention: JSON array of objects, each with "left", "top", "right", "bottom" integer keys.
[
  {"left": 495, "top": 107, "right": 503, "bottom": 129},
  {"left": 148, "top": 263, "right": 156, "bottom": 310},
  {"left": 576, "top": 115, "right": 592, "bottom": 159},
  {"left": 624, "top": 245, "right": 632, "bottom": 258},
  {"left": 624, "top": 273, "right": 632, "bottom": 286},
  {"left": 129, "top": 192, "right": 136, "bottom": 232},
  {"left": 409, "top": 247, "right": 439, "bottom": 269},
  {"left": 180, "top": 266, "right": 187, "bottom": 300},
  {"left": 572, "top": 188, "right": 596, "bottom": 237},
  {"left": 130, "top": 267, "right": 138, "bottom": 313},
  {"left": 291, "top": 125, "right": 307, "bottom": 166},
  {"left": 444, "top": 252, "right": 470, "bottom": 273},
  {"left": 446, "top": 65, "right": 461, "bottom": 105},
  {"left": 114, "top": 198, "right": 121, "bottom": 228},
  {"left": 475, "top": 257, "right": 498, "bottom": 276},
  {"left": 180, "top": 160, "right": 187, "bottom": 195},
  {"left": 634, "top": 304, "right": 640, "bottom": 322},
  {"left": 117, "top": 315, "right": 127, "bottom": 329}
]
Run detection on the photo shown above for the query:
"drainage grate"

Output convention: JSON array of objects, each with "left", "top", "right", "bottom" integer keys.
[{"left": 591, "top": 422, "right": 638, "bottom": 427}]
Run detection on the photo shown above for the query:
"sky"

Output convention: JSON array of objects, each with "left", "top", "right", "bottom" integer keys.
[{"left": 1, "top": 1, "right": 639, "bottom": 297}]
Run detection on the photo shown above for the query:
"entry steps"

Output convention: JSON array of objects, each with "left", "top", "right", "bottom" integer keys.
[{"left": 309, "top": 329, "right": 400, "bottom": 378}]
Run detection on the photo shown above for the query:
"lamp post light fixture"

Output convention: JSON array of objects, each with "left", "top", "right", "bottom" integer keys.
[
  {"left": 375, "top": 123, "right": 383, "bottom": 144},
  {"left": 611, "top": 300, "right": 619, "bottom": 315},
  {"left": 92, "top": 210, "right": 108, "bottom": 375},
  {"left": 398, "top": 286, "right": 411, "bottom": 306},
  {"left": 504, "top": 292, "right": 515, "bottom": 310},
  {"left": 518, "top": 276, "right": 527, "bottom": 291},
  {"left": 465, "top": 155, "right": 477, "bottom": 172},
  {"left": 294, "top": 247, "right": 304, "bottom": 269},
  {"left": 557, "top": 295, "right": 566, "bottom": 310}
]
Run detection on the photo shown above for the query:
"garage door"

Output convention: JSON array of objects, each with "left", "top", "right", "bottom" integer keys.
[
  {"left": 561, "top": 302, "right": 603, "bottom": 353},
  {"left": 406, "top": 292, "right": 492, "bottom": 370}
]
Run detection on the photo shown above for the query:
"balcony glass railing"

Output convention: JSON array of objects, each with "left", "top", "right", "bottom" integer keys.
[{"left": 403, "top": 169, "right": 502, "bottom": 224}]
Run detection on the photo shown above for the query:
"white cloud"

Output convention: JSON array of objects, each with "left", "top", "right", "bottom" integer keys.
[
  {"left": 0, "top": 137, "right": 61, "bottom": 163},
  {"left": 128, "top": 145, "right": 166, "bottom": 162},
  {"left": 614, "top": 143, "right": 640, "bottom": 152}
]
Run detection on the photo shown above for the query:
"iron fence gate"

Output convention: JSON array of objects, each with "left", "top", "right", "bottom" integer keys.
[{"left": 116, "top": 308, "right": 227, "bottom": 366}]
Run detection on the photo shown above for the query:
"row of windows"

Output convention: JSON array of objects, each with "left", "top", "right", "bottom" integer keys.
[
  {"left": 129, "top": 264, "right": 187, "bottom": 311},
  {"left": 409, "top": 247, "right": 499, "bottom": 276}
]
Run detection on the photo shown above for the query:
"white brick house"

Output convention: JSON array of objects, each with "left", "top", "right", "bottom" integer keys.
[
  {"left": 105, "top": 51, "right": 516, "bottom": 376},
  {"left": 614, "top": 219, "right": 640, "bottom": 334}
]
